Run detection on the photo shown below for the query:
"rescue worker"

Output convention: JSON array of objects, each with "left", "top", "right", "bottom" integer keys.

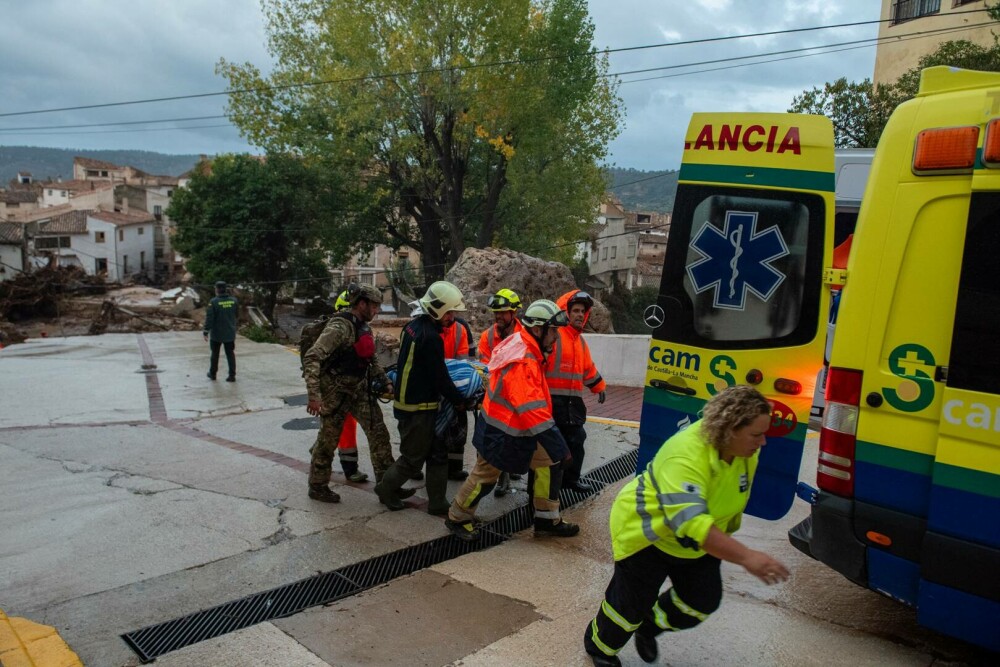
[
  {"left": 584, "top": 386, "right": 789, "bottom": 666},
  {"left": 446, "top": 299, "right": 578, "bottom": 542},
  {"left": 476, "top": 288, "right": 523, "bottom": 363},
  {"left": 303, "top": 284, "right": 401, "bottom": 503},
  {"left": 376, "top": 281, "right": 468, "bottom": 514},
  {"left": 203, "top": 280, "right": 238, "bottom": 381},
  {"left": 331, "top": 289, "right": 367, "bottom": 483},
  {"left": 477, "top": 288, "right": 525, "bottom": 494},
  {"left": 441, "top": 311, "right": 475, "bottom": 481},
  {"left": 546, "top": 290, "right": 607, "bottom": 492}
]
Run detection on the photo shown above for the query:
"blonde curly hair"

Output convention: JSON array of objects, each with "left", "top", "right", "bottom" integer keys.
[{"left": 700, "top": 385, "right": 771, "bottom": 450}]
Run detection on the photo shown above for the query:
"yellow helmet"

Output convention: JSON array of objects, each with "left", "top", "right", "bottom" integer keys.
[
  {"left": 419, "top": 281, "right": 466, "bottom": 320},
  {"left": 487, "top": 288, "right": 521, "bottom": 312},
  {"left": 334, "top": 290, "right": 351, "bottom": 311}
]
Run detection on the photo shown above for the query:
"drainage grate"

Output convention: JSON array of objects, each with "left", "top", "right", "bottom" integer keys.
[{"left": 122, "top": 448, "right": 638, "bottom": 662}]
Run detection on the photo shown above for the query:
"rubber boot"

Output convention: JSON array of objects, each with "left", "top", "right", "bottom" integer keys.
[
  {"left": 374, "top": 465, "right": 411, "bottom": 511},
  {"left": 425, "top": 464, "right": 450, "bottom": 515},
  {"left": 448, "top": 460, "right": 469, "bottom": 481}
]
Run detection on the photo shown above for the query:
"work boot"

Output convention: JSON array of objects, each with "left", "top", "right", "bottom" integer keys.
[
  {"left": 427, "top": 500, "right": 451, "bottom": 516},
  {"left": 588, "top": 653, "right": 621, "bottom": 667},
  {"left": 534, "top": 518, "right": 580, "bottom": 537},
  {"left": 207, "top": 372, "right": 216, "bottom": 381},
  {"left": 424, "top": 464, "right": 450, "bottom": 514},
  {"left": 634, "top": 630, "right": 658, "bottom": 663},
  {"left": 226, "top": 375, "right": 236, "bottom": 382},
  {"left": 308, "top": 484, "right": 341, "bottom": 503},
  {"left": 448, "top": 469, "right": 469, "bottom": 481},
  {"left": 374, "top": 465, "right": 410, "bottom": 511},
  {"left": 568, "top": 479, "right": 594, "bottom": 493},
  {"left": 346, "top": 471, "right": 369, "bottom": 483},
  {"left": 445, "top": 519, "right": 480, "bottom": 542}
]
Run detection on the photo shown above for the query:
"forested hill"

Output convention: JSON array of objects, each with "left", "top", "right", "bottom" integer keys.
[
  {"left": 606, "top": 166, "right": 678, "bottom": 213},
  {"left": 0, "top": 146, "right": 203, "bottom": 182}
]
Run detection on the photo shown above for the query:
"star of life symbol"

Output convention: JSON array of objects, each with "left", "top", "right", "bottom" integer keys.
[{"left": 686, "top": 210, "right": 790, "bottom": 310}]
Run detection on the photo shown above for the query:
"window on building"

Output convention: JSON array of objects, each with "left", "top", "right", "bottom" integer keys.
[
  {"left": 140, "top": 251, "right": 146, "bottom": 270},
  {"left": 627, "top": 241, "right": 636, "bottom": 258},
  {"left": 95, "top": 231, "right": 105, "bottom": 243},
  {"left": 100, "top": 170, "right": 109, "bottom": 177},
  {"left": 153, "top": 205, "right": 162, "bottom": 220},
  {"left": 602, "top": 247, "right": 608, "bottom": 260},
  {"left": 155, "top": 248, "right": 164, "bottom": 258},
  {"left": 591, "top": 250, "right": 598, "bottom": 264},
  {"left": 611, "top": 246, "right": 617, "bottom": 259},
  {"left": 47, "top": 189, "right": 53, "bottom": 196},
  {"left": 360, "top": 273, "right": 375, "bottom": 285},
  {"left": 118, "top": 229, "right": 124, "bottom": 242},
  {"left": 891, "top": 0, "right": 940, "bottom": 24},
  {"left": 166, "top": 190, "right": 173, "bottom": 198},
  {"left": 123, "top": 255, "right": 129, "bottom": 273},
  {"left": 36, "top": 236, "right": 71, "bottom": 249},
  {"left": 96, "top": 258, "right": 108, "bottom": 274},
  {"left": 138, "top": 226, "right": 145, "bottom": 235}
]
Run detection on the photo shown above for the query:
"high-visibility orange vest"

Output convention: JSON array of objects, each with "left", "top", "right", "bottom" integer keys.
[
  {"left": 480, "top": 330, "right": 555, "bottom": 437},
  {"left": 545, "top": 291, "right": 606, "bottom": 398},
  {"left": 441, "top": 319, "right": 471, "bottom": 359},
  {"left": 477, "top": 319, "right": 524, "bottom": 364}
]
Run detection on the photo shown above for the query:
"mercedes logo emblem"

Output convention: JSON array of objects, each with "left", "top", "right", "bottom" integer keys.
[{"left": 643, "top": 304, "right": 664, "bottom": 329}]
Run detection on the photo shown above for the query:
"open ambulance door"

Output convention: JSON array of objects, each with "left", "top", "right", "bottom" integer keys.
[{"left": 638, "top": 113, "right": 836, "bottom": 520}]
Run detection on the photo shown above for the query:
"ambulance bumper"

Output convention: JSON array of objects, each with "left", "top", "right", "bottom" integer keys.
[{"left": 788, "top": 491, "right": 867, "bottom": 586}]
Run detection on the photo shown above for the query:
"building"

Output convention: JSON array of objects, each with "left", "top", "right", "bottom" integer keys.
[
  {"left": 33, "top": 208, "right": 156, "bottom": 282},
  {"left": 0, "top": 190, "right": 39, "bottom": 221},
  {"left": 328, "top": 244, "right": 421, "bottom": 293},
  {"left": 72, "top": 157, "right": 129, "bottom": 182},
  {"left": 874, "top": 1, "right": 993, "bottom": 85},
  {"left": 39, "top": 180, "right": 115, "bottom": 211},
  {"left": 0, "top": 222, "right": 26, "bottom": 282},
  {"left": 119, "top": 183, "right": 180, "bottom": 279},
  {"left": 587, "top": 199, "right": 670, "bottom": 294}
]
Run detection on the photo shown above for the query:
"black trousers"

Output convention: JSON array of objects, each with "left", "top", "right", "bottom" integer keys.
[
  {"left": 585, "top": 546, "right": 722, "bottom": 658},
  {"left": 209, "top": 340, "right": 236, "bottom": 378},
  {"left": 559, "top": 422, "right": 587, "bottom": 484}
]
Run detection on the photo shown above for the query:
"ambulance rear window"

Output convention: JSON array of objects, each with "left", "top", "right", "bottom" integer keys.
[
  {"left": 657, "top": 185, "right": 825, "bottom": 349},
  {"left": 948, "top": 192, "right": 1000, "bottom": 395}
]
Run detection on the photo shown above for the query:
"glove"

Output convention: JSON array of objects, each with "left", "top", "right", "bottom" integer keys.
[{"left": 598, "top": 391, "right": 606, "bottom": 404}]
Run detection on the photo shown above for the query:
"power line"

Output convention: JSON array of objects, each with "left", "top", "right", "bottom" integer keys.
[{"left": 1, "top": 9, "right": 988, "bottom": 119}]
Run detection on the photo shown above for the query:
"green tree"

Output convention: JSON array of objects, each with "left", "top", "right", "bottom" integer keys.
[
  {"left": 218, "top": 0, "right": 623, "bottom": 280},
  {"left": 790, "top": 24, "right": 1000, "bottom": 148},
  {"left": 167, "top": 153, "right": 341, "bottom": 322}
]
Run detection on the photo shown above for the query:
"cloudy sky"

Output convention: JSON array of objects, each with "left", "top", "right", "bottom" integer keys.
[{"left": 0, "top": 0, "right": 881, "bottom": 171}]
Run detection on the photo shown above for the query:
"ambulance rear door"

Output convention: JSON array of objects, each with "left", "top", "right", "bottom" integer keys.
[{"left": 640, "top": 113, "right": 836, "bottom": 520}]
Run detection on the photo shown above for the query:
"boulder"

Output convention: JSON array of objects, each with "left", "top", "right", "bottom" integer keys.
[{"left": 444, "top": 247, "right": 613, "bottom": 334}]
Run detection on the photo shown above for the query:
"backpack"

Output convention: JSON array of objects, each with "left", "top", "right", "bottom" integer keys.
[{"left": 299, "top": 315, "right": 330, "bottom": 374}]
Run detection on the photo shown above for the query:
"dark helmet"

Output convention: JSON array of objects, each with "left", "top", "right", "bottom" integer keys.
[{"left": 566, "top": 290, "right": 594, "bottom": 311}]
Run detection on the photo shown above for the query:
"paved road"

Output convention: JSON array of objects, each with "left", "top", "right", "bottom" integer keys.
[{"left": 0, "top": 333, "right": 991, "bottom": 666}]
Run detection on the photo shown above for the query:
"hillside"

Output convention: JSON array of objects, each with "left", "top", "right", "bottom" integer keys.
[
  {"left": 0, "top": 146, "right": 204, "bottom": 182},
  {"left": 606, "top": 166, "right": 678, "bottom": 213}
]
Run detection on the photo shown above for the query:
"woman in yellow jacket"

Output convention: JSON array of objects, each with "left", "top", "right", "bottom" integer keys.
[{"left": 585, "top": 385, "right": 789, "bottom": 666}]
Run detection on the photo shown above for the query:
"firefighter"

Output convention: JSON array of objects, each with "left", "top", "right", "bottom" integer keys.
[
  {"left": 584, "top": 386, "right": 789, "bottom": 666},
  {"left": 376, "top": 281, "right": 469, "bottom": 514},
  {"left": 478, "top": 288, "right": 525, "bottom": 494},
  {"left": 546, "top": 290, "right": 607, "bottom": 493},
  {"left": 477, "top": 288, "right": 523, "bottom": 363},
  {"left": 332, "top": 289, "right": 367, "bottom": 483},
  {"left": 446, "top": 299, "right": 578, "bottom": 542},
  {"left": 303, "top": 284, "right": 399, "bottom": 503}
]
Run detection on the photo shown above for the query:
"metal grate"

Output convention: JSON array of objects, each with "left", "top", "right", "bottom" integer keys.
[{"left": 122, "top": 447, "right": 639, "bottom": 662}]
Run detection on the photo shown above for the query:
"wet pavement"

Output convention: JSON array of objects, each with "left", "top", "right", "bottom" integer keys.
[{"left": 0, "top": 333, "right": 993, "bottom": 666}]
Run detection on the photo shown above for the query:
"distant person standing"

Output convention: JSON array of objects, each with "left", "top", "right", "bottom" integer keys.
[{"left": 203, "top": 281, "right": 238, "bottom": 381}]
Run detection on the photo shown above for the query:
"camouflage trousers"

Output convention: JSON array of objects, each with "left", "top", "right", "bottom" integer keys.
[{"left": 309, "top": 375, "right": 393, "bottom": 486}]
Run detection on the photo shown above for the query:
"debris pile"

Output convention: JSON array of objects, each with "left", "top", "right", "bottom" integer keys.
[{"left": 0, "top": 267, "right": 106, "bottom": 321}]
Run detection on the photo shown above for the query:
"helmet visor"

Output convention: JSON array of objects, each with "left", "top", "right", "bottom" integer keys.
[
  {"left": 487, "top": 294, "right": 514, "bottom": 311},
  {"left": 547, "top": 310, "right": 570, "bottom": 327}
]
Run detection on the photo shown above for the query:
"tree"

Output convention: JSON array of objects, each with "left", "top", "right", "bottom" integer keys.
[
  {"left": 790, "top": 33, "right": 1000, "bottom": 148},
  {"left": 167, "top": 153, "right": 342, "bottom": 322},
  {"left": 218, "top": 0, "right": 623, "bottom": 280}
]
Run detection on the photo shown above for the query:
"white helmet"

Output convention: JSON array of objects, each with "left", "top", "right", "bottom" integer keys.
[
  {"left": 419, "top": 281, "right": 466, "bottom": 320},
  {"left": 520, "top": 299, "right": 568, "bottom": 328}
]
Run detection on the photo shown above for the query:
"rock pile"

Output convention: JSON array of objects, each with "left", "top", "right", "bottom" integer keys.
[{"left": 443, "top": 247, "right": 613, "bottom": 333}]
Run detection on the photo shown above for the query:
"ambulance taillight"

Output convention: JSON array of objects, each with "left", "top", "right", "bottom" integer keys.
[{"left": 817, "top": 367, "right": 863, "bottom": 497}]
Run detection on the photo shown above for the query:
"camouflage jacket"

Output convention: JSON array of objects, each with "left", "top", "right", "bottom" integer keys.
[{"left": 302, "top": 316, "right": 389, "bottom": 401}]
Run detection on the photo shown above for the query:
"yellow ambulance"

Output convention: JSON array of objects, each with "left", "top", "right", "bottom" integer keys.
[{"left": 639, "top": 67, "right": 1000, "bottom": 651}]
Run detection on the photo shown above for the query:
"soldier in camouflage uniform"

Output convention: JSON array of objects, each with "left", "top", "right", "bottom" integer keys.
[{"left": 303, "top": 284, "right": 403, "bottom": 503}]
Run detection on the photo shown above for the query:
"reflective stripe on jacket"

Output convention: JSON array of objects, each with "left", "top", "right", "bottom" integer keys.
[
  {"left": 609, "top": 420, "right": 757, "bottom": 561},
  {"left": 472, "top": 329, "right": 569, "bottom": 471},
  {"left": 394, "top": 314, "right": 464, "bottom": 415},
  {"left": 545, "top": 289, "right": 606, "bottom": 399}
]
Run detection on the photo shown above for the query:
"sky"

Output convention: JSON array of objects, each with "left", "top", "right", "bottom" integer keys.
[{"left": 0, "top": 0, "right": 882, "bottom": 171}]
